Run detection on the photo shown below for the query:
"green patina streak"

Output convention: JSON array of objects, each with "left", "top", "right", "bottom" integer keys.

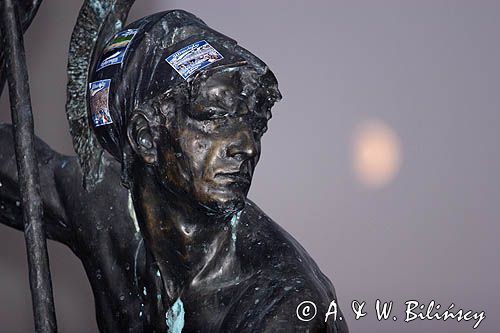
[{"left": 166, "top": 298, "right": 185, "bottom": 333}]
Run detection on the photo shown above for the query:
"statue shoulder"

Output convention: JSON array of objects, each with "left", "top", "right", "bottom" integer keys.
[
  {"left": 53, "top": 152, "right": 122, "bottom": 200},
  {"left": 238, "top": 199, "right": 335, "bottom": 291},
  {"left": 239, "top": 199, "right": 322, "bottom": 272},
  {"left": 228, "top": 200, "right": 348, "bottom": 332},
  {"left": 53, "top": 153, "right": 133, "bottom": 232}
]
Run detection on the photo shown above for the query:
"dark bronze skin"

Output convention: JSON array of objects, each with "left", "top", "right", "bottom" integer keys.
[
  {"left": 146, "top": 68, "right": 264, "bottom": 216},
  {"left": 0, "top": 13, "right": 348, "bottom": 333},
  {"left": 0, "top": 68, "right": 348, "bottom": 332},
  {"left": 129, "top": 67, "right": 266, "bottom": 308}
]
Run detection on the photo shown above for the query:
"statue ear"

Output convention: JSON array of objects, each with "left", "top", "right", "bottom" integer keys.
[{"left": 127, "top": 111, "right": 157, "bottom": 165}]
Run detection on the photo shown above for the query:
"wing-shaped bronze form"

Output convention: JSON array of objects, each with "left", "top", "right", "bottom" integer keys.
[{"left": 66, "top": 0, "right": 135, "bottom": 190}]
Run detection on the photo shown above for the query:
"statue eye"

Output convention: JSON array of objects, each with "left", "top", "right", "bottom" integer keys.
[
  {"left": 190, "top": 104, "right": 230, "bottom": 120},
  {"left": 205, "top": 106, "right": 230, "bottom": 118},
  {"left": 199, "top": 117, "right": 229, "bottom": 133}
]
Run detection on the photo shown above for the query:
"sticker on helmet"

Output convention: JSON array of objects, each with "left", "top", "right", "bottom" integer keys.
[
  {"left": 166, "top": 40, "right": 224, "bottom": 80},
  {"left": 89, "top": 79, "right": 113, "bottom": 127},
  {"left": 97, "top": 29, "right": 138, "bottom": 71}
]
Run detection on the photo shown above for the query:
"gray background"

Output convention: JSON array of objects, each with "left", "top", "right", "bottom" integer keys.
[{"left": 1, "top": 1, "right": 499, "bottom": 332}]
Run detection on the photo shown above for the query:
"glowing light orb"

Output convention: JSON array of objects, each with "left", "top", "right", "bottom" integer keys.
[{"left": 352, "top": 120, "right": 401, "bottom": 188}]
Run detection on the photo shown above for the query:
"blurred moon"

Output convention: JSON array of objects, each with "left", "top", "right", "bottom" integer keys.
[{"left": 352, "top": 119, "right": 402, "bottom": 188}]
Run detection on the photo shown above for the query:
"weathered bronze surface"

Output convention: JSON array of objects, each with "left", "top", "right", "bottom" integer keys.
[{"left": 0, "top": 5, "right": 348, "bottom": 333}]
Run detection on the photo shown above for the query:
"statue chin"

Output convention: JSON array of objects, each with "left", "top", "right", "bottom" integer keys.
[
  {"left": 187, "top": 180, "right": 251, "bottom": 217},
  {"left": 199, "top": 195, "right": 247, "bottom": 218},
  {"left": 159, "top": 180, "right": 248, "bottom": 218}
]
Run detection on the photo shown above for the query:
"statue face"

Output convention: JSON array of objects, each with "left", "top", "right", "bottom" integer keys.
[{"left": 156, "top": 68, "right": 269, "bottom": 215}]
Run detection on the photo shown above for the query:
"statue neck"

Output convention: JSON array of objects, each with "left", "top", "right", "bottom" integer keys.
[{"left": 130, "top": 164, "right": 241, "bottom": 304}]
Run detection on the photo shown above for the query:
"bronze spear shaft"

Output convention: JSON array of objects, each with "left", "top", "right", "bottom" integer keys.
[{"left": 0, "top": 0, "right": 57, "bottom": 331}]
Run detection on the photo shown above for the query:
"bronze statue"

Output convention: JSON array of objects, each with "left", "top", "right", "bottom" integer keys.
[{"left": 1, "top": 3, "right": 348, "bottom": 332}]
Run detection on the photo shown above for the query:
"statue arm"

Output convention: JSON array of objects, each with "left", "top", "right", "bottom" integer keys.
[{"left": 0, "top": 123, "right": 75, "bottom": 248}]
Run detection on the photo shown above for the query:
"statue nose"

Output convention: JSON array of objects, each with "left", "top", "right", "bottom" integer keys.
[{"left": 226, "top": 130, "right": 257, "bottom": 161}]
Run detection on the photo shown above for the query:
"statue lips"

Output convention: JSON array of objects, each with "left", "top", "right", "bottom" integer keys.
[{"left": 214, "top": 171, "right": 251, "bottom": 187}]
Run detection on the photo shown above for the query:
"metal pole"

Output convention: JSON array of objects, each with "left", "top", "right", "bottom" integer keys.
[
  {"left": 1, "top": 0, "right": 43, "bottom": 97},
  {"left": 0, "top": 0, "right": 57, "bottom": 331}
]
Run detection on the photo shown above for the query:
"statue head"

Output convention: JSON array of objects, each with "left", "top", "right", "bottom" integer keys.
[{"left": 87, "top": 10, "right": 281, "bottom": 216}]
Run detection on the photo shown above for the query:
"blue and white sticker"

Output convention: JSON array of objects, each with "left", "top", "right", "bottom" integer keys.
[
  {"left": 97, "top": 29, "right": 138, "bottom": 71},
  {"left": 89, "top": 79, "right": 113, "bottom": 127},
  {"left": 166, "top": 40, "right": 224, "bottom": 80}
]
